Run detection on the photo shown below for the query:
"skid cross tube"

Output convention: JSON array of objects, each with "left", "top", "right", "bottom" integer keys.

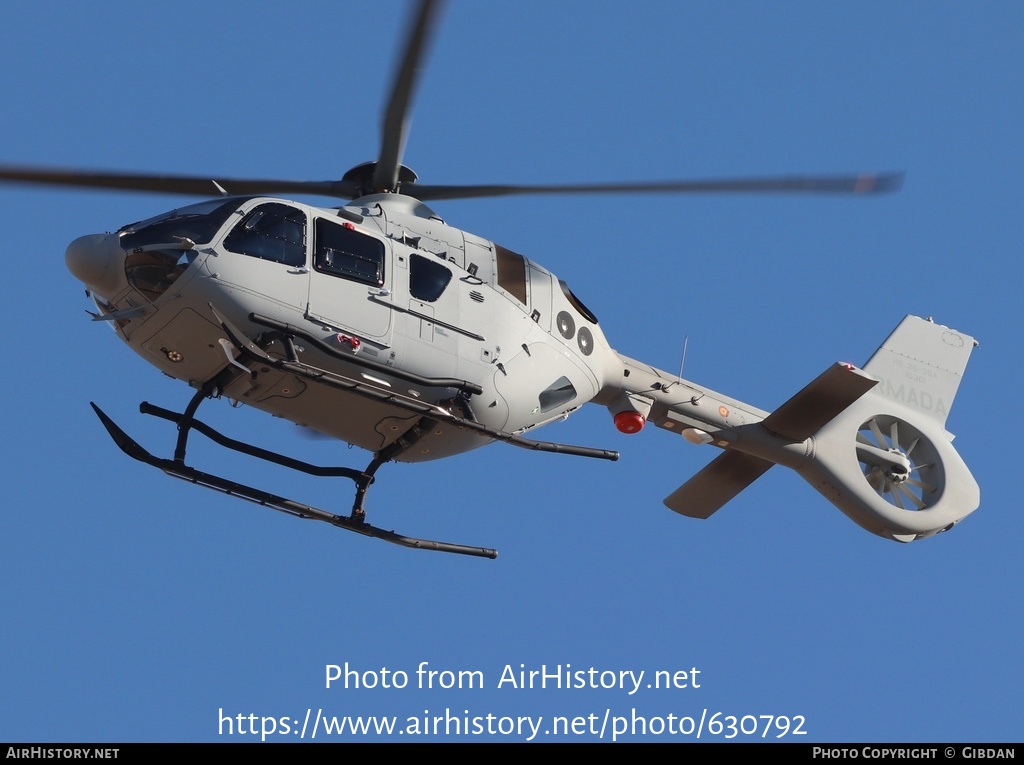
[
  {"left": 141, "top": 400, "right": 367, "bottom": 480},
  {"left": 213, "top": 307, "right": 620, "bottom": 463}
]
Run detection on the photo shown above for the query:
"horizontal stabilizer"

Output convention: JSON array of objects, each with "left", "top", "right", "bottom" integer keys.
[
  {"left": 761, "top": 362, "right": 878, "bottom": 441},
  {"left": 664, "top": 450, "right": 774, "bottom": 518}
]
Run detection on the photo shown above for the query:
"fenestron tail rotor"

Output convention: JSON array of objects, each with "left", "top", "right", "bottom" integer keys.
[{"left": 856, "top": 415, "right": 941, "bottom": 511}]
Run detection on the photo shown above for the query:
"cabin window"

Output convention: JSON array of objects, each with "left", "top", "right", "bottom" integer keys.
[
  {"left": 224, "top": 202, "right": 306, "bottom": 267},
  {"left": 409, "top": 254, "right": 452, "bottom": 302},
  {"left": 313, "top": 218, "right": 385, "bottom": 286},
  {"left": 495, "top": 244, "right": 528, "bottom": 304},
  {"left": 559, "top": 279, "right": 598, "bottom": 324},
  {"left": 539, "top": 376, "right": 577, "bottom": 413}
]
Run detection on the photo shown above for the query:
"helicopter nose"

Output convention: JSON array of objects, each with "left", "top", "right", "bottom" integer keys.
[{"left": 65, "top": 233, "right": 127, "bottom": 298}]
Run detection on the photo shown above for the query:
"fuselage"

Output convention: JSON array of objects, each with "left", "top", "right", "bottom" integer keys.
[{"left": 67, "top": 193, "right": 623, "bottom": 461}]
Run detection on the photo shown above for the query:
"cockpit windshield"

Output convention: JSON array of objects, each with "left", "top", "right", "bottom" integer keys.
[
  {"left": 119, "top": 197, "right": 246, "bottom": 250},
  {"left": 119, "top": 198, "right": 249, "bottom": 302}
]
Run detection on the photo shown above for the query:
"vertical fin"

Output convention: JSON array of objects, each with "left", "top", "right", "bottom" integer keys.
[{"left": 862, "top": 315, "right": 976, "bottom": 430}]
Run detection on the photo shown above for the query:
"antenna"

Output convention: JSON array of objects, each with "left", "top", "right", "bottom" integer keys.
[{"left": 660, "top": 335, "right": 689, "bottom": 391}]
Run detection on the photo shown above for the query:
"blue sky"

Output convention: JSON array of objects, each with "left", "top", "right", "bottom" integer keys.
[{"left": 0, "top": 1, "right": 1020, "bottom": 742}]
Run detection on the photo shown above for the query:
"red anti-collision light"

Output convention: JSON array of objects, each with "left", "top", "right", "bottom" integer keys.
[
  {"left": 614, "top": 411, "right": 646, "bottom": 434},
  {"left": 336, "top": 333, "right": 361, "bottom": 351}
]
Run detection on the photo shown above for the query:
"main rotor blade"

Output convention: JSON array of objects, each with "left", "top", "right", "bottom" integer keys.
[
  {"left": 0, "top": 164, "right": 903, "bottom": 204},
  {"left": 0, "top": 164, "right": 362, "bottom": 199},
  {"left": 411, "top": 173, "right": 903, "bottom": 201},
  {"left": 372, "top": 0, "right": 443, "bottom": 194}
]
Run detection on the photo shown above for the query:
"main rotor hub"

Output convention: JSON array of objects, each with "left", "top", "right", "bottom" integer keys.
[{"left": 342, "top": 161, "right": 418, "bottom": 195}]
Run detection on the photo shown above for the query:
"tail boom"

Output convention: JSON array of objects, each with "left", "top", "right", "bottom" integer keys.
[{"left": 611, "top": 316, "right": 979, "bottom": 542}]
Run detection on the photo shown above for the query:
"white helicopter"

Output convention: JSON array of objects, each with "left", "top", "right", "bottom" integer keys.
[{"left": 1, "top": 1, "right": 978, "bottom": 558}]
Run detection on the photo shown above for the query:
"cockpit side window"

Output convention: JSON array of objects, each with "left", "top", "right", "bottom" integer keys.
[
  {"left": 224, "top": 203, "right": 306, "bottom": 267},
  {"left": 313, "top": 218, "right": 385, "bottom": 286},
  {"left": 409, "top": 254, "right": 452, "bottom": 302}
]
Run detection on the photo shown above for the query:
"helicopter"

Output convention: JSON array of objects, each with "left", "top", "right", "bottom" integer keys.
[{"left": 0, "top": 1, "right": 979, "bottom": 558}]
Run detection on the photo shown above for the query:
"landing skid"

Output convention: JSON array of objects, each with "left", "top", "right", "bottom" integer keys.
[
  {"left": 89, "top": 307, "right": 621, "bottom": 559},
  {"left": 91, "top": 395, "right": 500, "bottom": 559}
]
